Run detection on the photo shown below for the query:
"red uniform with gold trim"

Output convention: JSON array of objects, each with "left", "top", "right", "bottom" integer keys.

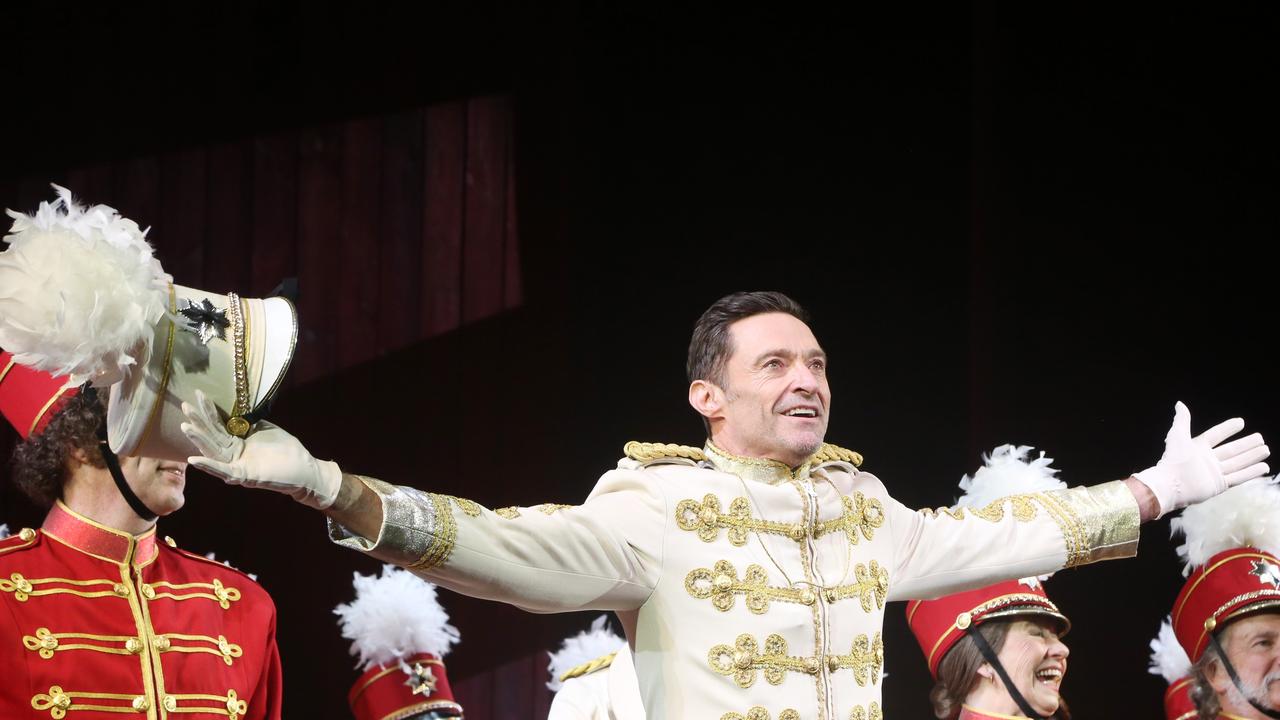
[{"left": 0, "top": 502, "right": 282, "bottom": 720}]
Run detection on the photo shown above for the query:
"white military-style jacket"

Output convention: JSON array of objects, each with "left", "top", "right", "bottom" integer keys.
[
  {"left": 550, "top": 644, "right": 644, "bottom": 720},
  {"left": 330, "top": 441, "right": 1139, "bottom": 720}
]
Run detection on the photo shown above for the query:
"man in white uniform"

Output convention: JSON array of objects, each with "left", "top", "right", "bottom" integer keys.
[{"left": 180, "top": 291, "right": 1269, "bottom": 720}]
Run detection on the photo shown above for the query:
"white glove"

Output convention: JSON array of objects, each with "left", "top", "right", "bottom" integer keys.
[
  {"left": 1134, "top": 401, "right": 1270, "bottom": 519},
  {"left": 180, "top": 389, "right": 342, "bottom": 510}
]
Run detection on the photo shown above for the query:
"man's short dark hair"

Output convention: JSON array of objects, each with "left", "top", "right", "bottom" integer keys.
[
  {"left": 687, "top": 291, "right": 810, "bottom": 388},
  {"left": 10, "top": 389, "right": 106, "bottom": 508}
]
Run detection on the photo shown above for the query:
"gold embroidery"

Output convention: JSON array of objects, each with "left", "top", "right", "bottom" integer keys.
[
  {"left": 676, "top": 494, "right": 805, "bottom": 546},
  {"left": 408, "top": 494, "right": 456, "bottom": 571},
  {"left": 558, "top": 651, "right": 618, "bottom": 682},
  {"left": 163, "top": 689, "right": 247, "bottom": 719},
  {"left": 686, "top": 561, "right": 802, "bottom": 614},
  {"left": 809, "top": 443, "right": 864, "bottom": 467},
  {"left": 444, "top": 496, "right": 482, "bottom": 517},
  {"left": 494, "top": 507, "right": 521, "bottom": 519},
  {"left": 1, "top": 574, "right": 127, "bottom": 603},
  {"left": 624, "top": 441, "right": 706, "bottom": 463},
  {"left": 967, "top": 494, "right": 1041, "bottom": 523},
  {"left": 824, "top": 561, "right": 889, "bottom": 612},
  {"left": 790, "top": 481, "right": 826, "bottom": 712},
  {"left": 813, "top": 493, "right": 884, "bottom": 544},
  {"left": 919, "top": 506, "right": 967, "bottom": 520},
  {"left": 22, "top": 628, "right": 141, "bottom": 659},
  {"left": 828, "top": 633, "right": 884, "bottom": 686},
  {"left": 534, "top": 503, "right": 574, "bottom": 514},
  {"left": 708, "top": 633, "right": 810, "bottom": 689},
  {"left": 721, "top": 709, "right": 801, "bottom": 720},
  {"left": 1035, "top": 490, "right": 1088, "bottom": 568},
  {"left": 30, "top": 686, "right": 148, "bottom": 717},
  {"left": 148, "top": 579, "right": 242, "bottom": 609},
  {"left": 850, "top": 703, "right": 882, "bottom": 720},
  {"left": 158, "top": 634, "right": 244, "bottom": 666}
]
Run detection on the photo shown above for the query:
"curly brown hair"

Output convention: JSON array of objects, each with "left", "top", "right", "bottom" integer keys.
[
  {"left": 10, "top": 388, "right": 106, "bottom": 508},
  {"left": 930, "top": 620, "right": 1071, "bottom": 720}
]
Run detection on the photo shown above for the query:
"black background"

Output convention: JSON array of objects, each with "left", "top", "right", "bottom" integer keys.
[{"left": 3, "top": 2, "right": 1278, "bottom": 716}]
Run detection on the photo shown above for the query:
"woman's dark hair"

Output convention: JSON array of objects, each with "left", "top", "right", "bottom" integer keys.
[
  {"left": 930, "top": 619, "right": 1071, "bottom": 720},
  {"left": 10, "top": 388, "right": 106, "bottom": 508}
]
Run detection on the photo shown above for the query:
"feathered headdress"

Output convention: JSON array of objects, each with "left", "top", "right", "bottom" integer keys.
[
  {"left": 955, "top": 444, "right": 1066, "bottom": 509},
  {"left": 1171, "top": 477, "right": 1280, "bottom": 575},
  {"left": 1148, "top": 617, "right": 1191, "bottom": 683},
  {"left": 334, "top": 565, "right": 460, "bottom": 672},
  {"left": 546, "top": 615, "right": 626, "bottom": 692},
  {"left": 0, "top": 184, "right": 170, "bottom": 385}
]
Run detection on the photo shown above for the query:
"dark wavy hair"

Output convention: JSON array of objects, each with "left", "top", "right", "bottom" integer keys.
[
  {"left": 10, "top": 388, "right": 106, "bottom": 508},
  {"left": 931, "top": 619, "right": 1071, "bottom": 720}
]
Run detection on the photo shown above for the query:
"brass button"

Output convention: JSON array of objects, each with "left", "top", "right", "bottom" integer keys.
[
  {"left": 955, "top": 612, "right": 972, "bottom": 630},
  {"left": 15, "top": 576, "right": 33, "bottom": 593},
  {"left": 699, "top": 508, "right": 717, "bottom": 526},
  {"left": 713, "top": 574, "right": 733, "bottom": 591},
  {"left": 40, "top": 635, "right": 58, "bottom": 650},
  {"left": 153, "top": 636, "right": 172, "bottom": 651},
  {"left": 52, "top": 693, "right": 71, "bottom": 710},
  {"left": 798, "top": 589, "right": 816, "bottom": 605},
  {"left": 827, "top": 655, "right": 840, "bottom": 673},
  {"left": 733, "top": 650, "right": 752, "bottom": 669},
  {"left": 113, "top": 583, "right": 130, "bottom": 597},
  {"left": 141, "top": 584, "right": 156, "bottom": 600},
  {"left": 125, "top": 638, "right": 142, "bottom": 654},
  {"left": 824, "top": 589, "right": 838, "bottom": 603},
  {"left": 163, "top": 695, "right": 178, "bottom": 711},
  {"left": 164, "top": 536, "right": 177, "bottom": 548},
  {"left": 803, "top": 657, "right": 819, "bottom": 674},
  {"left": 790, "top": 526, "right": 807, "bottom": 541},
  {"left": 132, "top": 696, "right": 151, "bottom": 712},
  {"left": 1205, "top": 616, "right": 1217, "bottom": 632},
  {"left": 18, "top": 527, "right": 36, "bottom": 542}
]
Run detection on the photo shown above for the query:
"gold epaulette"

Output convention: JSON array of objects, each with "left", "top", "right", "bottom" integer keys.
[
  {"left": 559, "top": 651, "right": 618, "bottom": 682},
  {"left": 623, "top": 441, "right": 706, "bottom": 463},
  {"left": 810, "top": 443, "right": 863, "bottom": 467}
]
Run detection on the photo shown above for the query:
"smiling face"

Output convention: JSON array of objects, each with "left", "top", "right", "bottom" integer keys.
[
  {"left": 1209, "top": 612, "right": 1280, "bottom": 715},
  {"left": 967, "top": 617, "right": 1069, "bottom": 717},
  {"left": 118, "top": 455, "right": 188, "bottom": 517},
  {"left": 691, "top": 312, "right": 830, "bottom": 466}
]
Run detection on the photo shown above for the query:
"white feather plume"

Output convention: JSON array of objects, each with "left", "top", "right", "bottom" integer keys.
[
  {"left": 333, "top": 565, "right": 460, "bottom": 672},
  {"left": 1171, "top": 477, "right": 1280, "bottom": 575},
  {"left": 0, "top": 184, "right": 170, "bottom": 385},
  {"left": 955, "top": 444, "right": 1066, "bottom": 509},
  {"left": 1148, "top": 617, "right": 1191, "bottom": 684},
  {"left": 546, "top": 615, "right": 627, "bottom": 692}
]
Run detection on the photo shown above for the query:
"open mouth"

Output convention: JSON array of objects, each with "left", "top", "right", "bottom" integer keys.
[
  {"left": 782, "top": 408, "right": 819, "bottom": 418},
  {"left": 1035, "top": 667, "right": 1063, "bottom": 685}
]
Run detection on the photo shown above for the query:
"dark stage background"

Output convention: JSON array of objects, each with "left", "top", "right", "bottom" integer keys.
[{"left": 3, "top": 3, "right": 1278, "bottom": 717}]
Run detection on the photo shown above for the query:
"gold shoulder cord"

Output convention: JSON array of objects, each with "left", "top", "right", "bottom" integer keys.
[
  {"left": 225, "top": 292, "right": 251, "bottom": 437},
  {"left": 623, "top": 441, "right": 706, "bottom": 463}
]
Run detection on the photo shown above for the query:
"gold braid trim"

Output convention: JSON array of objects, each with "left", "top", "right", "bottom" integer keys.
[
  {"left": 558, "top": 651, "right": 618, "bottom": 682},
  {"left": 685, "top": 560, "right": 889, "bottom": 614},
  {"left": 408, "top": 494, "right": 457, "bottom": 571},
  {"left": 494, "top": 507, "right": 521, "bottom": 519},
  {"left": 624, "top": 441, "right": 706, "bottom": 463},
  {"left": 813, "top": 493, "right": 885, "bottom": 544},
  {"left": 721, "top": 709, "right": 801, "bottom": 720},
  {"left": 809, "top": 443, "right": 864, "bottom": 467},
  {"left": 676, "top": 494, "right": 809, "bottom": 545},
  {"left": 1031, "top": 491, "right": 1088, "bottom": 568},
  {"left": 849, "top": 703, "right": 883, "bottom": 720},
  {"left": 708, "top": 633, "right": 810, "bottom": 689}
]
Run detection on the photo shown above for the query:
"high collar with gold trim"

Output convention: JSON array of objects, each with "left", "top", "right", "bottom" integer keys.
[
  {"left": 41, "top": 500, "right": 159, "bottom": 567},
  {"left": 703, "top": 441, "right": 813, "bottom": 485}
]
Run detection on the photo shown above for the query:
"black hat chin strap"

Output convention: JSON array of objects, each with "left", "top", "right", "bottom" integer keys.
[
  {"left": 83, "top": 386, "right": 158, "bottom": 523},
  {"left": 1208, "top": 631, "right": 1280, "bottom": 719},
  {"left": 965, "top": 624, "right": 1048, "bottom": 720}
]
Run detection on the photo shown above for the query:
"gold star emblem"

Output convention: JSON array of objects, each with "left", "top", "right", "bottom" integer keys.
[{"left": 407, "top": 662, "right": 438, "bottom": 696}]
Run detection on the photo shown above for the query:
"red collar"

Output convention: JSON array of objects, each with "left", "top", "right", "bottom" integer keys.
[{"left": 41, "top": 500, "right": 159, "bottom": 566}]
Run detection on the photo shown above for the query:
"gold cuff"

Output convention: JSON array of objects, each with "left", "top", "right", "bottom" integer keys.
[
  {"left": 1041, "top": 480, "right": 1140, "bottom": 567},
  {"left": 327, "top": 476, "right": 457, "bottom": 571}
]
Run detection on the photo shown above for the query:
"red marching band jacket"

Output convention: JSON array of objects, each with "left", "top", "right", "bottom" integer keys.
[{"left": 1, "top": 353, "right": 282, "bottom": 719}]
